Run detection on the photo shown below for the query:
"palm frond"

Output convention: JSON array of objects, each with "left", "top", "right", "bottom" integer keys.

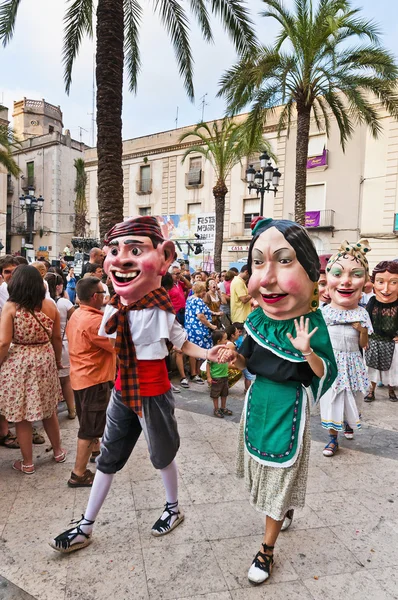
[
  {"left": 0, "top": 0, "right": 22, "bottom": 47},
  {"left": 210, "top": 0, "right": 257, "bottom": 56},
  {"left": 155, "top": 0, "right": 194, "bottom": 100},
  {"left": 124, "top": 0, "right": 142, "bottom": 93},
  {"left": 189, "top": 0, "right": 212, "bottom": 42},
  {"left": 62, "top": 0, "right": 94, "bottom": 94}
]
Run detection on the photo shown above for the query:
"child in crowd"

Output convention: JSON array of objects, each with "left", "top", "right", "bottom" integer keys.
[
  {"left": 206, "top": 330, "right": 232, "bottom": 418},
  {"left": 320, "top": 240, "right": 373, "bottom": 456},
  {"left": 233, "top": 322, "right": 256, "bottom": 390},
  {"left": 225, "top": 324, "right": 243, "bottom": 388}
]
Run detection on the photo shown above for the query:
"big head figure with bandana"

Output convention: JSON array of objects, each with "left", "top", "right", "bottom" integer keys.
[{"left": 103, "top": 216, "right": 175, "bottom": 304}]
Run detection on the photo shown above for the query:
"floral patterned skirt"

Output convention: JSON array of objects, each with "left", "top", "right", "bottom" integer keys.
[
  {"left": 0, "top": 342, "right": 62, "bottom": 422},
  {"left": 236, "top": 399, "right": 311, "bottom": 521}
]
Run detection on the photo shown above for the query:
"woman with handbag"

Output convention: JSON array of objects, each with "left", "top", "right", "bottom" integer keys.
[{"left": 0, "top": 265, "right": 66, "bottom": 474}]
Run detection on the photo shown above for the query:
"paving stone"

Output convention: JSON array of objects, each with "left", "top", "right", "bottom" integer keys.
[{"left": 303, "top": 569, "right": 394, "bottom": 600}]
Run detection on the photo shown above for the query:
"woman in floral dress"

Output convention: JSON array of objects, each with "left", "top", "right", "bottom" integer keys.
[
  {"left": 185, "top": 281, "right": 217, "bottom": 383},
  {"left": 0, "top": 265, "right": 66, "bottom": 474}
]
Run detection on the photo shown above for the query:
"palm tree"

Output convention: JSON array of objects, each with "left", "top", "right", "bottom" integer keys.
[
  {"left": 0, "top": 0, "right": 257, "bottom": 240},
  {"left": 179, "top": 118, "right": 271, "bottom": 271},
  {"left": 218, "top": 0, "right": 398, "bottom": 225},
  {"left": 74, "top": 158, "right": 88, "bottom": 237},
  {"left": 0, "top": 105, "right": 20, "bottom": 177}
]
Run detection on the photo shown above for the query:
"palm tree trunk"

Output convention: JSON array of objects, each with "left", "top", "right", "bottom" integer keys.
[
  {"left": 213, "top": 178, "right": 228, "bottom": 273},
  {"left": 96, "top": 0, "right": 124, "bottom": 241},
  {"left": 294, "top": 105, "right": 311, "bottom": 226}
]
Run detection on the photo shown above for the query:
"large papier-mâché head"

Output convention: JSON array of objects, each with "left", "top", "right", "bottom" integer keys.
[
  {"left": 103, "top": 216, "right": 175, "bottom": 304},
  {"left": 247, "top": 217, "right": 320, "bottom": 320}
]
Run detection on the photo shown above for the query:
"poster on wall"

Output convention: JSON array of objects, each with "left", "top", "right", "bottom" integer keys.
[
  {"left": 156, "top": 213, "right": 216, "bottom": 272},
  {"left": 156, "top": 214, "right": 197, "bottom": 240}
]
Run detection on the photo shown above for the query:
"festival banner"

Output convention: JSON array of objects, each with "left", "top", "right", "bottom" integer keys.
[
  {"left": 305, "top": 211, "right": 321, "bottom": 227},
  {"left": 307, "top": 147, "right": 327, "bottom": 169}
]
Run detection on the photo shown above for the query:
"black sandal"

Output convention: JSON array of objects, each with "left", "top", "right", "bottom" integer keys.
[
  {"left": 364, "top": 391, "right": 375, "bottom": 402},
  {"left": 49, "top": 515, "right": 95, "bottom": 553},
  {"left": 151, "top": 501, "right": 184, "bottom": 537},
  {"left": 389, "top": 389, "right": 398, "bottom": 402},
  {"left": 248, "top": 542, "right": 274, "bottom": 584}
]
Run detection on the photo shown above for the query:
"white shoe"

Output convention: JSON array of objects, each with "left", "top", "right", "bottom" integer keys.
[
  {"left": 180, "top": 377, "right": 190, "bottom": 388},
  {"left": 281, "top": 509, "right": 294, "bottom": 531},
  {"left": 171, "top": 384, "right": 181, "bottom": 393},
  {"left": 247, "top": 544, "right": 274, "bottom": 584}
]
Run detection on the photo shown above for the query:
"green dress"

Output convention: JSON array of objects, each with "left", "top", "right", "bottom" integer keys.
[{"left": 236, "top": 308, "right": 336, "bottom": 520}]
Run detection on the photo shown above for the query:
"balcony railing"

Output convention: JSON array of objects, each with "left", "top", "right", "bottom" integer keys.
[
  {"left": 136, "top": 178, "right": 152, "bottom": 195},
  {"left": 7, "top": 177, "right": 14, "bottom": 194},
  {"left": 185, "top": 169, "right": 204, "bottom": 188},
  {"left": 288, "top": 209, "right": 335, "bottom": 230},
  {"left": 9, "top": 223, "right": 30, "bottom": 236},
  {"left": 230, "top": 221, "right": 253, "bottom": 237},
  {"left": 21, "top": 176, "right": 36, "bottom": 191}
]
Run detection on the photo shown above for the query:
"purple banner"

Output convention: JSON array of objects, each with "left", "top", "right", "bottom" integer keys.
[
  {"left": 307, "top": 148, "right": 327, "bottom": 169},
  {"left": 305, "top": 211, "right": 320, "bottom": 227}
]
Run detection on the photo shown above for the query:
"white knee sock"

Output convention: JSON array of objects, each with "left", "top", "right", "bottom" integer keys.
[
  {"left": 71, "top": 471, "right": 114, "bottom": 543},
  {"left": 160, "top": 459, "right": 178, "bottom": 505},
  {"left": 84, "top": 470, "right": 114, "bottom": 523}
]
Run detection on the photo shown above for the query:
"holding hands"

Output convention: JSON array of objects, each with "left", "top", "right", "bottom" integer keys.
[{"left": 286, "top": 316, "right": 318, "bottom": 355}]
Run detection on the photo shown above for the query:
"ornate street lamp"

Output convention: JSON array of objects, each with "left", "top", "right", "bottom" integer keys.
[
  {"left": 19, "top": 190, "right": 44, "bottom": 245},
  {"left": 246, "top": 152, "right": 282, "bottom": 216}
]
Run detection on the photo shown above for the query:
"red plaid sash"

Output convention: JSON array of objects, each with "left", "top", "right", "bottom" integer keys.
[{"left": 105, "top": 287, "right": 175, "bottom": 416}]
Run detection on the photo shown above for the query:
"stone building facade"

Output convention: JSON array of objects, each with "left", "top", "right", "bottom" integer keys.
[
  {"left": 84, "top": 100, "right": 398, "bottom": 271},
  {"left": 6, "top": 98, "right": 84, "bottom": 261}
]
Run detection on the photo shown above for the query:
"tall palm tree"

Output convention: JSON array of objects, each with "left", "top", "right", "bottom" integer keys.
[
  {"left": 179, "top": 118, "right": 271, "bottom": 271},
  {"left": 0, "top": 0, "right": 257, "bottom": 240},
  {"left": 218, "top": 0, "right": 398, "bottom": 225},
  {"left": 74, "top": 158, "right": 88, "bottom": 237},
  {"left": 0, "top": 105, "right": 20, "bottom": 177}
]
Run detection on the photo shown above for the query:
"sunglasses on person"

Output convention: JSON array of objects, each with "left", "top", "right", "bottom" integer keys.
[{"left": 92, "top": 289, "right": 106, "bottom": 296}]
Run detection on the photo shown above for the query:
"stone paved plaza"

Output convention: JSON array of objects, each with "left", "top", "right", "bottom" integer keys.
[{"left": 0, "top": 380, "right": 397, "bottom": 600}]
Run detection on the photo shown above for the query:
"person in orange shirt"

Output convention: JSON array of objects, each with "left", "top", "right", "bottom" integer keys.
[{"left": 66, "top": 276, "right": 116, "bottom": 488}]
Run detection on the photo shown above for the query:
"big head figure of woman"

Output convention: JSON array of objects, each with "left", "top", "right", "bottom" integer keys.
[
  {"left": 247, "top": 218, "right": 320, "bottom": 321},
  {"left": 325, "top": 241, "right": 371, "bottom": 311}
]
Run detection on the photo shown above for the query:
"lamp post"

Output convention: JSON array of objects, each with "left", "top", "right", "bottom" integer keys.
[
  {"left": 246, "top": 152, "right": 282, "bottom": 216},
  {"left": 19, "top": 188, "right": 44, "bottom": 245}
]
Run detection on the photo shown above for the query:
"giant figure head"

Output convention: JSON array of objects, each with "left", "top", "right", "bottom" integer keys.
[
  {"left": 103, "top": 216, "right": 175, "bottom": 304},
  {"left": 370, "top": 260, "right": 398, "bottom": 304},
  {"left": 247, "top": 217, "right": 320, "bottom": 320}
]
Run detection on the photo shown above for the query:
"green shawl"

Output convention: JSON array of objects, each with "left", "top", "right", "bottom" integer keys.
[{"left": 243, "top": 308, "right": 336, "bottom": 467}]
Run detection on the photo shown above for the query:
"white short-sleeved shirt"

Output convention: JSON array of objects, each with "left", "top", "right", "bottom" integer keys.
[
  {"left": 0, "top": 282, "right": 9, "bottom": 316},
  {"left": 99, "top": 305, "right": 187, "bottom": 360},
  {"left": 56, "top": 297, "right": 74, "bottom": 337}
]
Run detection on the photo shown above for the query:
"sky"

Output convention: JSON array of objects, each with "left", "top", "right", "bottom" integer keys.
[{"left": 1, "top": 0, "right": 398, "bottom": 147}]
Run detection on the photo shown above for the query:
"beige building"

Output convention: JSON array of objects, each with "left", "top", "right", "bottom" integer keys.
[
  {"left": 84, "top": 100, "right": 398, "bottom": 271},
  {"left": 0, "top": 105, "right": 10, "bottom": 254},
  {"left": 6, "top": 98, "right": 85, "bottom": 261}
]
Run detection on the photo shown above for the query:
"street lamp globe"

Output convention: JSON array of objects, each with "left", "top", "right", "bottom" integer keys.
[
  {"left": 37, "top": 195, "right": 44, "bottom": 209},
  {"left": 254, "top": 170, "right": 263, "bottom": 187},
  {"left": 264, "top": 163, "right": 274, "bottom": 183},
  {"left": 19, "top": 194, "right": 25, "bottom": 209},
  {"left": 272, "top": 168, "right": 282, "bottom": 187},
  {"left": 246, "top": 164, "right": 256, "bottom": 183},
  {"left": 25, "top": 196, "right": 32, "bottom": 206},
  {"left": 260, "top": 152, "right": 270, "bottom": 168}
]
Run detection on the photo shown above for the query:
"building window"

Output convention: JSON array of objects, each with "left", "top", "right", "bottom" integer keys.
[
  {"left": 139, "top": 207, "right": 151, "bottom": 216},
  {"left": 188, "top": 202, "right": 201, "bottom": 215},
  {"left": 306, "top": 183, "right": 326, "bottom": 211},
  {"left": 308, "top": 134, "right": 326, "bottom": 157},
  {"left": 186, "top": 157, "right": 202, "bottom": 186},
  {"left": 138, "top": 165, "right": 151, "bottom": 193},
  {"left": 243, "top": 198, "right": 260, "bottom": 234},
  {"left": 26, "top": 161, "right": 35, "bottom": 188},
  {"left": 49, "top": 125, "right": 54, "bottom": 133}
]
